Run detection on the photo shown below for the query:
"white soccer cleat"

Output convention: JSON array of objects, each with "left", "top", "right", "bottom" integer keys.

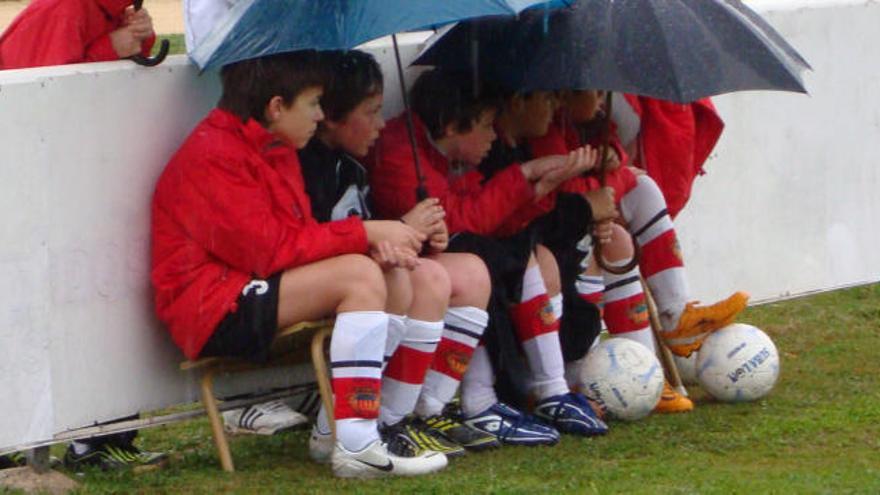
[
  {"left": 331, "top": 439, "right": 448, "bottom": 479},
  {"left": 222, "top": 400, "right": 307, "bottom": 435}
]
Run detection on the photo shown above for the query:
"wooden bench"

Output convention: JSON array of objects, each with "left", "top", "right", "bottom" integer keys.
[{"left": 180, "top": 320, "right": 336, "bottom": 472}]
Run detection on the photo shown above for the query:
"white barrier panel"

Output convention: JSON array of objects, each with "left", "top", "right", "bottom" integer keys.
[
  {"left": 676, "top": 0, "right": 880, "bottom": 302},
  {"left": 1, "top": 5, "right": 878, "bottom": 452}
]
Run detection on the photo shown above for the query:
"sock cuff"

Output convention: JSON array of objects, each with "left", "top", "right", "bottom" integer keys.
[{"left": 446, "top": 305, "right": 489, "bottom": 328}]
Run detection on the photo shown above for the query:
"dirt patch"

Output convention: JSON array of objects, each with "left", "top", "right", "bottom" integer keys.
[{"left": 0, "top": 467, "right": 79, "bottom": 495}]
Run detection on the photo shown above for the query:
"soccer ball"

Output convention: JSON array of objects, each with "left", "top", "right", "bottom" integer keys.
[
  {"left": 673, "top": 352, "right": 700, "bottom": 386},
  {"left": 579, "top": 338, "right": 664, "bottom": 421},
  {"left": 696, "top": 323, "right": 780, "bottom": 402}
]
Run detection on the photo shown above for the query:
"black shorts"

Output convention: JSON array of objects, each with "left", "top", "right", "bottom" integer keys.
[{"left": 199, "top": 274, "right": 282, "bottom": 363}]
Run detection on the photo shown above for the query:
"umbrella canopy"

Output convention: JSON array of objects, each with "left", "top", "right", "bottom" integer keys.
[
  {"left": 414, "top": 0, "right": 810, "bottom": 103},
  {"left": 189, "top": 0, "right": 571, "bottom": 70}
]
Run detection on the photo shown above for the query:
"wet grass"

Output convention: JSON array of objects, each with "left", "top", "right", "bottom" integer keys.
[{"left": 10, "top": 284, "right": 880, "bottom": 494}]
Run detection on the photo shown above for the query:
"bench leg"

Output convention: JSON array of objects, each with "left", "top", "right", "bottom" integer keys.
[
  {"left": 311, "top": 326, "right": 336, "bottom": 442},
  {"left": 200, "top": 371, "right": 234, "bottom": 472}
]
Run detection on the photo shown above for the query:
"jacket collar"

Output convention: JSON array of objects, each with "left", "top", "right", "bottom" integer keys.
[{"left": 208, "top": 108, "right": 280, "bottom": 152}]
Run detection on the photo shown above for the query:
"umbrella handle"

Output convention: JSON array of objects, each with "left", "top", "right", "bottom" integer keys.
[
  {"left": 129, "top": 0, "right": 170, "bottom": 67},
  {"left": 594, "top": 91, "right": 640, "bottom": 275}
]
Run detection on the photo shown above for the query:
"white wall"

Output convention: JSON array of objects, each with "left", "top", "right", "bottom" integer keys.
[
  {"left": 1, "top": 3, "right": 877, "bottom": 452},
  {"left": 675, "top": 1, "right": 880, "bottom": 303}
]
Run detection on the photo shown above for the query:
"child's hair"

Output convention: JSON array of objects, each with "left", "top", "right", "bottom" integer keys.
[
  {"left": 320, "top": 50, "right": 384, "bottom": 122},
  {"left": 410, "top": 68, "right": 503, "bottom": 140},
  {"left": 218, "top": 51, "right": 326, "bottom": 126}
]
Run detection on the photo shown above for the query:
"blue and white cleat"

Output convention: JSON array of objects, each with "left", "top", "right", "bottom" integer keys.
[
  {"left": 463, "top": 402, "right": 560, "bottom": 446},
  {"left": 534, "top": 392, "right": 609, "bottom": 436}
]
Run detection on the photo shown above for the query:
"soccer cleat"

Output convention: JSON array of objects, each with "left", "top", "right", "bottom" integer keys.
[
  {"left": 331, "top": 439, "right": 447, "bottom": 479},
  {"left": 419, "top": 413, "right": 500, "bottom": 452},
  {"left": 309, "top": 425, "right": 333, "bottom": 464},
  {"left": 653, "top": 382, "right": 694, "bottom": 414},
  {"left": 63, "top": 443, "right": 167, "bottom": 472},
  {"left": 381, "top": 418, "right": 466, "bottom": 459},
  {"left": 662, "top": 292, "right": 750, "bottom": 357},
  {"left": 463, "top": 402, "right": 560, "bottom": 446},
  {"left": 534, "top": 392, "right": 609, "bottom": 436},
  {"left": 222, "top": 400, "right": 307, "bottom": 435}
]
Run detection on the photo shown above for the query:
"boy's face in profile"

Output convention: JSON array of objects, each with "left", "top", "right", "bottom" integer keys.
[
  {"left": 515, "top": 91, "right": 554, "bottom": 139},
  {"left": 267, "top": 86, "right": 325, "bottom": 149},
  {"left": 567, "top": 90, "right": 605, "bottom": 124},
  {"left": 324, "top": 92, "right": 385, "bottom": 158},
  {"left": 445, "top": 109, "right": 497, "bottom": 166}
]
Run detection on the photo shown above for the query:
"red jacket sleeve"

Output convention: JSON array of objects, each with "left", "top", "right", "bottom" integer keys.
[
  {"left": 164, "top": 152, "right": 368, "bottom": 279},
  {"left": 0, "top": 16, "right": 93, "bottom": 69},
  {"left": 371, "top": 125, "right": 538, "bottom": 237}
]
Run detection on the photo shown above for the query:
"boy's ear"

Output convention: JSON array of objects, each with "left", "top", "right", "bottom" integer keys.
[
  {"left": 443, "top": 122, "right": 460, "bottom": 139},
  {"left": 508, "top": 94, "right": 526, "bottom": 114},
  {"left": 264, "top": 96, "right": 284, "bottom": 124}
]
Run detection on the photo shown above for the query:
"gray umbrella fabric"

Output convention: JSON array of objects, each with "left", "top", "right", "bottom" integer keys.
[{"left": 414, "top": 0, "right": 810, "bottom": 103}]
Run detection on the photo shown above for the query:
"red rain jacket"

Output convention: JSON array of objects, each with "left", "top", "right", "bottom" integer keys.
[
  {"left": 151, "top": 109, "right": 368, "bottom": 359},
  {"left": 530, "top": 119, "right": 636, "bottom": 204},
  {"left": 367, "top": 115, "right": 549, "bottom": 237},
  {"left": 620, "top": 95, "right": 724, "bottom": 218},
  {"left": 0, "top": 0, "right": 155, "bottom": 70}
]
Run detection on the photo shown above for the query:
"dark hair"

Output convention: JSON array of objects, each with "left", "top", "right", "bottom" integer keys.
[
  {"left": 218, "top": 50, "right": 326, "bottom": 126},
  {"left": 320, "top": 50, "right": 384, "bottom": 122},
  {"left": 410, "top": 68, "right": 503, "bottom": 140}
]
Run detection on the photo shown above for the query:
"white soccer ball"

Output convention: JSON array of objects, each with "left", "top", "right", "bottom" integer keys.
[
  {"left": 696, "top": 323, "right": 780, "bottom": 402},
  {"left": 673, "top": 351, "right": 700, "bottom": 386},
  {"left": 579, "top": 338, "right": 664, "bottom": 421}
]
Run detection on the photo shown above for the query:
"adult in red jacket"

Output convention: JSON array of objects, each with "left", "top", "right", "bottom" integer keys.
[
  {"left": 0, "top": 0, "right": 155, "bottom": 70},
  {"left": 151, "top": 52, "right": 444, "bottom": 479}
]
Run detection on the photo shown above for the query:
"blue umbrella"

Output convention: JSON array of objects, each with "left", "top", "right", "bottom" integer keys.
[
  {"left": 190, "top": 0, "right": 571, "bottom": 70},
  {"left": 414, "top": 0, "right": 810, "bottom": 103}
]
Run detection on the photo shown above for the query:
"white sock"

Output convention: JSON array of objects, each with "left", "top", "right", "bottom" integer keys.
[
  {"left": 521, "top": 265, "right": 546, "bottom": 302},
  {"left": 329, "top": 311, "right": 387, "bottom": 452},
  {"left": 416, "top": 306, "right": 488, "bottom": 418},
  {"left": 379, "top": 318, "right": 442, "bottom": 426},
  {"left": 461, "top": 346, "right": 497, "bottom": 417}
]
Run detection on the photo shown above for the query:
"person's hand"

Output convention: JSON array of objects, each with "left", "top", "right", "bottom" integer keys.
[
  {"left": 593, "top": 220, "right": 614, "bottom": 245},
  {"left": 602, "top": 147, "right": 621, "bottom": 172},
  {"left": 401, "top": 198, "right": 446, "bottom": 237},
  {"left": 363, "top": 220, "right": 425, "bottom": 254},
  {"left": 123, "top": 6, "right": 156, "bottom": 42},
  {"left": 109, "top": 26, "right": 143, "bottom": 58},
  {"left": 582, "top": 186, "right": 619, "bottom": 222},
  {"left": 533, "top": 146, "right": 600, "bottom": 198},
  {"left": 519, "top": 155, "right": 567, "bottom": 182},
  {"left": 370, "top": 241, "right": 421, "bottom": 271},
  {"left": 428, "top": 221, "right": 449, "bottom": 254}
]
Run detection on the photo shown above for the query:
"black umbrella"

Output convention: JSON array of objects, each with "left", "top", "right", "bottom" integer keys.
[{"left": 414, "top": 0, "right": 810, "bottom": 103}]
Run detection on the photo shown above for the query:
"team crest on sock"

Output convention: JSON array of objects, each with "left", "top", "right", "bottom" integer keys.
[
  {"left": 443, "top": 348, "right": 471, "bottom": 376},
  {"left": 671, "top": 235, "right": 684, "bottom": 263},
  {"left": 347, "top": 385, "right": 381, "bottom": 416},
  {"left": 627, "top": 301, "right": 650, "bottom": 326},
  {"left": 539, "top": 301, "right": 556, "bottom": 326}
]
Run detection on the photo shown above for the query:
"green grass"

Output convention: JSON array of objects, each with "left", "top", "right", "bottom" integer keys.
[{"left": 23, "top": 284, "right": 880, "bottom": 493}]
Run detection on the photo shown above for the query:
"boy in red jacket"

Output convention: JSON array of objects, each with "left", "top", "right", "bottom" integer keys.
[
  {"left": 0, "top": 0, "right": 155, "bottom": 70},
  {"left": 370, "top": 69, "right": 612, "bottom": 445},
  {"left": 151, "top": 51, "right": 448, "bottom": 479}
]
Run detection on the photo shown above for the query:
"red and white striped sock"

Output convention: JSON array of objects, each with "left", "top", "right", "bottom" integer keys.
[
  {"left": 621, "top": 175, "right": 689, "bottom": 330},
  {"left": 329, "top": 311, "right": 387, "bottom": 452},
  {"left": 416, "top": 306, "right": 488, "bottom": 418},
  {"left": 511, "top": 267, "right": 569, "bottom": 400},
  {"left": 602, "top": 262, "right": 655, "bottom": 353},
  {"left": 379, "top": 318, "right": 442, "bottom": 426}
]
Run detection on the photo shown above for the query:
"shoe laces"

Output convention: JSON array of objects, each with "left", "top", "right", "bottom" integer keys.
[{"left": 379, "top": 422, "right": 419, "bottom": 457}]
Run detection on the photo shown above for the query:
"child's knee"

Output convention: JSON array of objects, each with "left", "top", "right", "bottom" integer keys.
[
  {"left": 410, "top": 258, "right": 452, "bottom": 302},
  {"left": 449, "top": 254, "right": 491, "bottom": 305},
  {"left": 600, "top": 223, "right": 635, "bottom": 262},
  {"left": 535, "top": 244, "right": 561, "bottom": 295},
  {"left": 342, "top": 254, "right": 387, "bottom": 301}
]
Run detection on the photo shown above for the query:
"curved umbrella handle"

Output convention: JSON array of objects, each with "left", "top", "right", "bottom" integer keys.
[
  {"left": 129, "top": 0, "right": 170, "bottom": 67},
  {"left": 593, "top": 91, "right": 641, "bottom": 275}
]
